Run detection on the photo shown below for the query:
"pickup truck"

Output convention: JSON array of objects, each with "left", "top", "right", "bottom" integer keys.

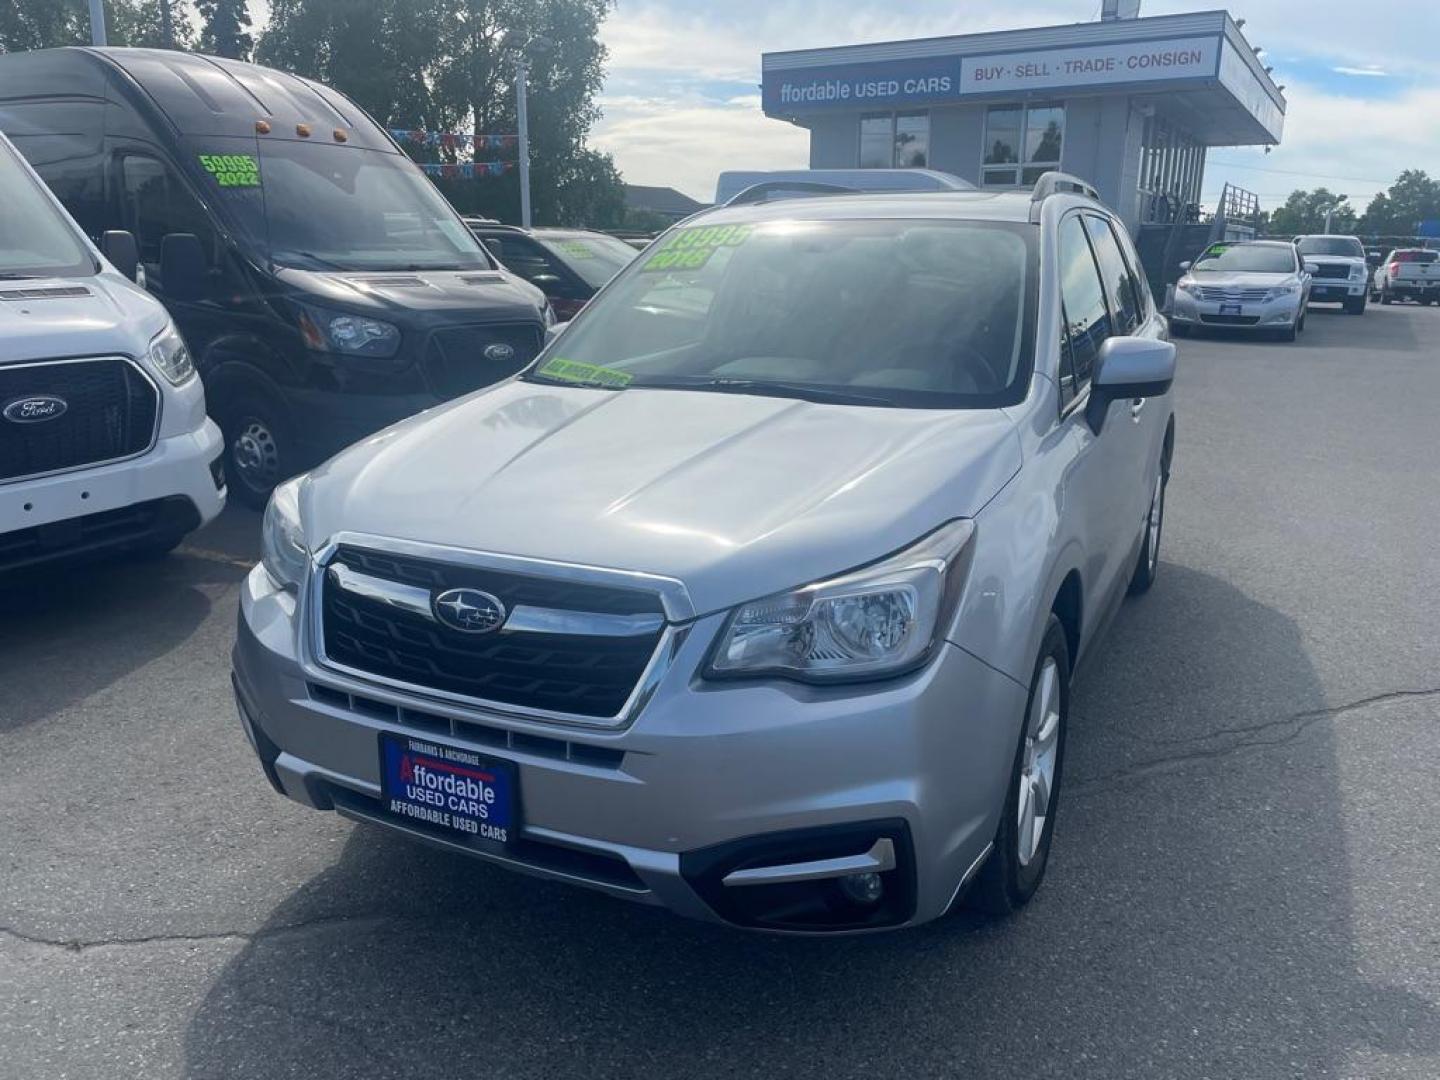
[
  {"left": 1293, "top": 235, "right": 1369, "bottom": 314},
  {"left": 1375, "top": 249, "right": 1439, "bottom": 305}
]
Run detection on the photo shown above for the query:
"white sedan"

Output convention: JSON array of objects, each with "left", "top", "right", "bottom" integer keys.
[{"left": 1170, "top": 240, "right": 1313, "bottom": 341}]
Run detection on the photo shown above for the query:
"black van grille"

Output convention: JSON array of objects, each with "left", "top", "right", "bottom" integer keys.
[
  {"left": 423, "top": 323, "right": 541, "bottom": 399},
  {"left": 320, "top": 546, "right": 665, "bottom": 719},
  {"left": 0, "top": 358, "right": 158, "bottom": 483}
]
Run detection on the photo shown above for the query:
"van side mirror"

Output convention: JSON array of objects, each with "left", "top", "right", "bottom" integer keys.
[
  {"left": 160, "top": 233, "right": 207, "bottom": 301},
  {"left": 100, "top": 230, "right": 140, "bottom": 282},
  {"left": 1085, "top": 337, "right": 1176, "bottom": 434}
]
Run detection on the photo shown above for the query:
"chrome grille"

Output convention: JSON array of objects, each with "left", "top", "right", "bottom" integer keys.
[
  {"left": 318, "top": 544, "right": 667, "bottom": 721},
  {"left": 1196, "top": 286, "right": 1270, "bottom": 302}
]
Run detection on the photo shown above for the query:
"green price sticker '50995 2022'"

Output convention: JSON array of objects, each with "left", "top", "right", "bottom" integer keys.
[{"left": 198, "top": 154, "right": 260, "bottom": 188}]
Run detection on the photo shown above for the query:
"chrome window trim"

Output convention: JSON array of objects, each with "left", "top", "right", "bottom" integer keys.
[
  {"left": 0, "top": 354, "right": 162, "bottom": 487},
  {"left": 303, "top": 531, "right": 695, "bottom": 731}
]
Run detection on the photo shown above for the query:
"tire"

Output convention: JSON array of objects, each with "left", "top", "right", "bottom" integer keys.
[
  {"left": 216, "top": 390, "right": 295, "bottom": 511},
  {"left": 1128, "top": 467, "right": 1166, "bottom": 595},
  {"left": 1381, "top": 287, "right": 1393, "bottom": 306},
  {"left": 1169, "top": 322, "right": 1189, "bottom": 339},
  {"left": 1277, "top": 321, "right": 1297, "bottom": 342},
  {"left": 967, "top": 615, "right": 1070, "bottom": 916},
  {"left": 1344, "top": 297, "right": 1366, "bottom": 315}
]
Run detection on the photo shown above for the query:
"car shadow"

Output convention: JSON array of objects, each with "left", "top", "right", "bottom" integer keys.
[
  {"left": 0, "top": 505, "right": 257, "bottom": 733},
  {"left": 180, "top": 563, "right": 1439, "bottom": 1078}
]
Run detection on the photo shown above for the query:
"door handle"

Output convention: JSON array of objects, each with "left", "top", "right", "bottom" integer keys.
[{"left": 1130, "top": 399, "right": 1145, "bottom": 422}]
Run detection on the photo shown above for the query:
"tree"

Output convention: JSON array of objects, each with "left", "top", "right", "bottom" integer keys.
[
  {"left": 197, "top": 0, "right": 252, "bottom": 59},
  {"left": 1, "top": 0, "right": 196, "bottom": 52},
  {"left": 1268, "top": 187, "right": 1355, "bottom": 237},
  {"left": 258, "top": 0, "right": 624, "bottom": 228},
  {"left": 1358, "top": 170, "right": 1440, "bottom": 236}
]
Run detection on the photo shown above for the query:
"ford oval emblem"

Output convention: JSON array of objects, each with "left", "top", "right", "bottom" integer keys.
[
  {"left": 483, "top": 343, "right": 516, "bottom": 363},
  {"left": 3, "top": 394, "right": 68, "bottom": 424},
  {"left": 433, "top": 587, "right": 507, "bottom": 634}
]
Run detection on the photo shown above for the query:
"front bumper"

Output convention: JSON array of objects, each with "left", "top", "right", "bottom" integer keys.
[
  {"left": 233, "top": 564, "right": 1026, "bottom": 932},
  {"left": 0, "top": 419, "right": 225, "bottom": 573},
  {"left": 1309, "top": 280, "right": 1366, "bottom": 303},
  {"left": 1170, "top": 290, "right": 1302, "bottom": 330}
]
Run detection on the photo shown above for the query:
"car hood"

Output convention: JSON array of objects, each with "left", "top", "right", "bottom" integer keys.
[
  {"left": 303, "top": 381, "right": 1023, "bottom": 616},
  {"left": 277, "top": 267, "right": 547, "bottom": 321},
  {"left": 0, "top": 271, "right": 168, "bottom": 364},
  {"left": 1185, "top": 271, "right": 1292, "bottom": 288}
]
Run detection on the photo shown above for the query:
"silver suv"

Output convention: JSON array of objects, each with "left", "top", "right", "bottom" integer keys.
[{"left": 233, "top": 174, "right": 1176, "bottom": 932}]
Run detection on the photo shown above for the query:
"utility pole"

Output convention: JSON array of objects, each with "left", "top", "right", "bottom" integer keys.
[
  {"left": 1324, "top": 194, "right": 1348, "bottom": 234},
  {"left": 88, "top": 0, "right": 107, "bottom": 45},
  {"left": 160, "top": 0, "right": 173, "bottom": 48},
  {"left": 516, "top": 58, "right": 532, "bottom": 230}
]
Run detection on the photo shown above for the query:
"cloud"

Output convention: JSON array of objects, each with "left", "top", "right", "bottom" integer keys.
[{"left": 1331, "top": 66, "right": 1390, "bottom": 77}]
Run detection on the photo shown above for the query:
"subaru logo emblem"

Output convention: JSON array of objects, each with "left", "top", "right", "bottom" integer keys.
[
  {"left": 3, "top": 395, "right": 68, "bottom": 424},
  {"left": 483, "top": 343, "right": 516, "bottom": 363},
  {"left": 433, "top": 587, "right": 507, "bottom": 634}
]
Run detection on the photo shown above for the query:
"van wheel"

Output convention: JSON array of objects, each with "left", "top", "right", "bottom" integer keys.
[
  {"left": 967, "top": 615, "right": 1070, "bottom": 916},
  {"left": 219, "top": 392, "right": 293, "bottom": 510}
]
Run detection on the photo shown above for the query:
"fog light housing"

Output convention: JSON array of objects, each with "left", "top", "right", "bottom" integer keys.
[{"left": 839, "top": 872, "right": 884, "bottom": 906}]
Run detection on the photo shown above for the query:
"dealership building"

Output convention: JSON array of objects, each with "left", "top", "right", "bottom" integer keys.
[{"left": 760, "top": 3, "right": 1285, "bottom": 230}]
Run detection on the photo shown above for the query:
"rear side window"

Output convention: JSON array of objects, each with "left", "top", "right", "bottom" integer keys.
[
  {"left": 1057, "top": 215, "right": 1111, "bottom": 400},
  {"left": 1083, "top": 214, "right": 1142, "bottom": 334}
]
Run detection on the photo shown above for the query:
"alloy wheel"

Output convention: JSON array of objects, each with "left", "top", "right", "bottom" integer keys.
[
  {"left": 1147, "top": 473, "right": 1164, "bottom": 576},
  {"left": 1017, "top": 657, "right": 1061, "bottom": 867},
  {"left": 232, "top": 418, "right": 281, "bottom": 494}
]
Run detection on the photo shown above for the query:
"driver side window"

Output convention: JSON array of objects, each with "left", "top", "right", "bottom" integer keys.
[
  {"left": 117, "top": 153, "right": 214, "bottom": 271},
  {"left": 1057, "top": 215, "right": 1113, "bottom": 408}
]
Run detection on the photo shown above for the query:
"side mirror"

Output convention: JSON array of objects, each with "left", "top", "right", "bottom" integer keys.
[
  {"left": 1177, "top": 260, "right": 1192, "bottom": 272},
  {"left": 160, "top": 233, "right": 207, "bottom": 301},
  {"left": 1303, "top": 262, "right": 1319, "bottom": 275},
  {"left": 544, "top": 321, "right": 570, "bottom": 346},
  {"left": 100, "top": 230, "right": 140, "bottom": 282},
  {"left": 1085, "top": 336, "right": 1176, "bottom": 434}
]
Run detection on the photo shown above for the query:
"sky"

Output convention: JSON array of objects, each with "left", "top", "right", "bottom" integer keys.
[{"left": 589, "top": 0, "right": 1440, "bottom": 212}]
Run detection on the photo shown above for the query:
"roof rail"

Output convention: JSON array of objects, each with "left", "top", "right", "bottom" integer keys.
[
  {"left": 1030, "top": 171, "right": 1100, "bottom": 204},
  {"left": 725, "top": 180, "right": 857, "bottom": 207}
]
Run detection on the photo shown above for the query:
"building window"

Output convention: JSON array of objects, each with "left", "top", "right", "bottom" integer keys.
[
  {"left": 982, "top": 104, "right": 1064, "bottom": 186},
  {"left": 858, "top": 111, "right": 929, "bottom": 168}
]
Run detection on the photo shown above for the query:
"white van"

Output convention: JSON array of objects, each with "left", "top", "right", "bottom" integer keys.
[{"left": 0, "top": 129, "right": 224, "bottom": 574}]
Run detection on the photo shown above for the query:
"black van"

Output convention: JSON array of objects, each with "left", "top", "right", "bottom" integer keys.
[{"left": 0, "top": 47, "right": 550, "bottom": 506}]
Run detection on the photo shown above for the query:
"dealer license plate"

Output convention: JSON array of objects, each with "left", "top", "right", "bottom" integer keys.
[{"left": 379, "top": 732, "right": 517, "bottom": 844}]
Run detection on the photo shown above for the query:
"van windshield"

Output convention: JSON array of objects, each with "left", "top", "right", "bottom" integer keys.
[
  {"left": 0, "top": 139, "right": 94, "bottom": 279},
  {"left": 199, "top": 140, "right": 492, "bottom": 273},
  {"left": 525, "top": 218, "right": 1035, "bottom": 409}
]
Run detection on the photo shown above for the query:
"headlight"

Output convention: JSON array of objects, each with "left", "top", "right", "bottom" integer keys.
[
  {"left": 1177, "top": 279, "right": 1200, "bottom": 296},
  {"left": 296, "top": 302, "right": 401, "bottom": 359},
  {"left": 708, "top": 520, "right": 975, "bottom": 683},
  {"left": 260, "top": 476, "right": 309, "bottom": 591},
  {"left": 147, "top": 323, "right": 195, "bottom": 385},
  {"left": 1266, "top": 284, "right": 1300, "bottom": 300},
  {"left": 1350, "top": 265, "right": 1365, "bottom": 280}
]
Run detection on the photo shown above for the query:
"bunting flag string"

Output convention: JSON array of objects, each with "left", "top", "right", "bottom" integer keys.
[
  {"left": 391, "top": 128, "right": 518, "bottom": 152},
  {"left": 418, "top": 161, "right": 516, "bottom": 179}
]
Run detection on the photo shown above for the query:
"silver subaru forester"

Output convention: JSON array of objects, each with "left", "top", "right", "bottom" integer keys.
[{"left": 233, "top": 173, "right": 1176, "bottom": 933}]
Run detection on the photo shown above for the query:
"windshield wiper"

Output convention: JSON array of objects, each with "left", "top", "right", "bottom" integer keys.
[
  {"left": 526, "top": 373, "right": 631, "bottom": 391},
  {"left": 275, "top": 251, "right": 350, "bottom": 271},
  {"left": 642, "top": 377, "right": 896, "bottom": 407}
]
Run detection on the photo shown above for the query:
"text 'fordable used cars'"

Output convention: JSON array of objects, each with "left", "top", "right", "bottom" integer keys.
[{"left": 233, "top": 173, "right": 1177, "bottom": 933}]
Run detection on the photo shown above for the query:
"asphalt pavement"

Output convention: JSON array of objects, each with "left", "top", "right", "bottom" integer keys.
[{"left": 2, "top": 302, "right": 1438, "bottom": 1079}]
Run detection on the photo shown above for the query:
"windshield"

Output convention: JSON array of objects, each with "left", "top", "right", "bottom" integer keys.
[
  {"left": 537, "top": 232, "right": 639, "bottom": 289},
  {"left": 1297, "top": 237, "right": 1365, "bottom": 258},
  {"left": 525, "top": 218, "right": 1035, "bottom": 408},
  {"left": 197, "top": 140, "right": 492, "bottom": 272},
  {"left": 0, "top": 139, "right": 94, "bottom": 279},
  {"left": 1193, "top": 245, "right": 1297, "bottom": 274}
]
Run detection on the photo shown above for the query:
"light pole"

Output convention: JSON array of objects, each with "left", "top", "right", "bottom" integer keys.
[
  {"left": 1324, "top": 194, "right": 1348, "bottom": 234},
  {"left": 88, "top": 0, "right": 107, "bottom": 45},
  {"left": 511, "top": 36, "right": 553, "bottom": 229}
]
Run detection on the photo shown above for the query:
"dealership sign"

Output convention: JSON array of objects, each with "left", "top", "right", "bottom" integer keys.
[
  {"left": 959, "top": 37, "right": 1218, "bottom": 94},
  {"left": 764, "top": 35, "right": 1221, "bottom": 114}
]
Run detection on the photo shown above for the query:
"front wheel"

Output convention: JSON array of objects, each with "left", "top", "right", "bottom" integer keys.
[
  {"left": 967, "top": 615, "right": 1070, "bottom": 916},
  {"left": 1344, "top": 297, "right": 1366, "bottom": 315},
  {"left": 1128, "top": 469, "right": 1166, "bottom": 595},
  {"left": 1381, "top": 287, "right": 1394, "bottom": 305},
  {"left": 217, "top": 391, "right": 296, "bottom": 511}
]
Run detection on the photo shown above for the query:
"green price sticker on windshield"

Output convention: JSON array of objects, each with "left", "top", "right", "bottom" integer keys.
[
  {"left": 555, "top": 240, "right": 597, "bottom": 259},
  {"left": 198, "top": 153, "right": 260, "bottom": 188},
  {"left": 640, "top": 224, "right": 753, "bottom": 273},
  {"left": 537, "top": 356, "right": 633, "bottom": 387}
]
